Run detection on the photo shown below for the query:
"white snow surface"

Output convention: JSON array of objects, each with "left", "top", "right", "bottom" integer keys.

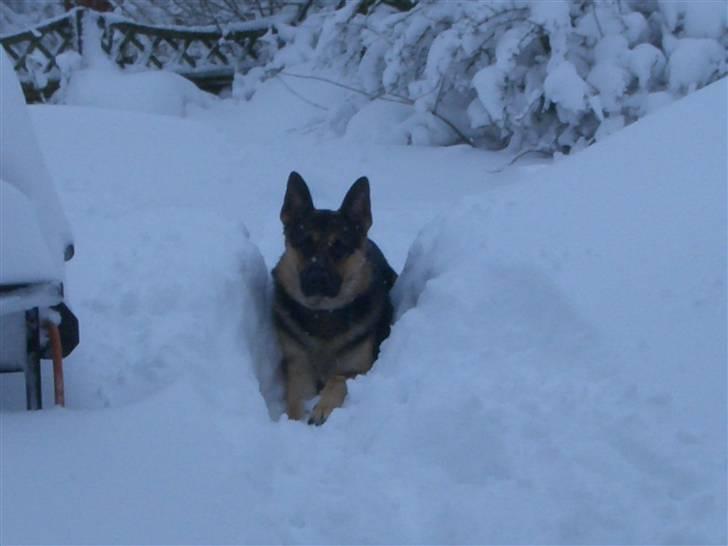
[
  {"left": 0, "top": 48, "right": 71, "bottom": 280},
  {"left": 62, "top": 68, "right": 217, "bottom": 117},
  {"left": 667, "top": 37, "right": 726, "bottom": 93},
  {"left": 0, "top": 182, "right": 59, "bottom": 284},
  {"left": 544, "top": 60, "right": 588, "bottom": 113},
  {"left": 659, "top": 0, "right": 728, "bottom": 40},
  {"left": 0, "top": 69, "right": 725, "bottom": 544}
]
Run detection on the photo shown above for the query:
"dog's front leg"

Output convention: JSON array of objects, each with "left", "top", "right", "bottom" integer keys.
[
  {"left": 309, "top": 376, "right": 347, "bottom": 426},
  {"left": 286, "top": 358, "right": 316, "bottom": 421}
]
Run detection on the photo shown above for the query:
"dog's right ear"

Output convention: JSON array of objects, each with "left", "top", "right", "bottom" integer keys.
[{"left": 281, "top": 171, "right": 314, "bottom": 226}]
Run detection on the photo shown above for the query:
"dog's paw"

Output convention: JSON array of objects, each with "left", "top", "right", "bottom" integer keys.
[
  {"left": 308, "top": 403, "right": 332, "bottom": 426},
  {"left": 286, "top": 407, "right": 304, "bottom": 422}
]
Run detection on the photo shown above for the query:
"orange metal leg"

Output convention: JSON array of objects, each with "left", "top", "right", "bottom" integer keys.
[{"left": 45, "top": 322, "right": 65, "bottom": 407}]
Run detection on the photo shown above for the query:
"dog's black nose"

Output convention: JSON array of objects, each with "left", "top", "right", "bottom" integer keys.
[{"left": 300, "top": 264, "right": 340, "bottom": 298}]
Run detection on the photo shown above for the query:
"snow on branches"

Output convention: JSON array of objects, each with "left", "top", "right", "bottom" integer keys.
[{"left": 258, "top": 0, "right": 727, "bottom": 152}]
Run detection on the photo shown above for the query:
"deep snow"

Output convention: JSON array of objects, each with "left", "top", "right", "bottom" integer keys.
[
  {"left": 0, "top": 48, "right": 72, "bottom": 281},
  {"left": 0, "top": 68, "right": 725, "bottom": 544}
]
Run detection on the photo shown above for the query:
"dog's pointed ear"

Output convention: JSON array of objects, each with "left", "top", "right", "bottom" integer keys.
[
  {"left": 340, "top": 176, "right": 372, "bottom": 233},
  {"left": 281, "top": 171, "right": 314, "bottom": 226}
]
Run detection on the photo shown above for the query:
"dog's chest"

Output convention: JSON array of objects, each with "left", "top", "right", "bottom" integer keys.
[
  {"left": 276, "top": 283, "right": 376, "bottom": 340},
  {"left": 301, "top": 307, "right": 358, "bottom": 339},
  {"left": 276, "top": 293, "right": 378, "bottom": 377},
  {"left": 306, "top": 335, "right": 370, "bottom": 380}
]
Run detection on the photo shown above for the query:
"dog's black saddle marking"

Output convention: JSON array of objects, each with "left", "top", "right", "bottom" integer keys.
[{"left": 367, "top": 240, "right": 397, "bottom": 292}]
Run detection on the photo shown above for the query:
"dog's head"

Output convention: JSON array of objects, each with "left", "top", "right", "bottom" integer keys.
[{"left": 278, "top": 171, "right": 372, "bottom": 307}]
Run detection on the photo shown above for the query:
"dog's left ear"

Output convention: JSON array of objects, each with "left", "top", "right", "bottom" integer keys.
[
  {"left": 281, "top": 171, "right": 314, "bottom": 226},
  {"left": 340, "top": 176, "right": 372, "bottom": 233}
]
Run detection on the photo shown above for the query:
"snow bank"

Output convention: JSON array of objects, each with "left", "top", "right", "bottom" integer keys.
[
  {"left": 65, "top": 208, "right": 275, "bottom": 414},
  {"left": 0, "top": 48, "right": 72, "bottom": 281},
  {"left": 383, "top": 79, "right": 726, "bottom": 543},
  {"left": 4, "top": 103, "right": 285, "bottom": 414},
  {"left": 60, "top": 68, "right": 217, "bottom": 117}
]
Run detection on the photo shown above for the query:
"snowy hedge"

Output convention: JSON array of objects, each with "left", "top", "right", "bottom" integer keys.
[{"left": 256, "top": 0, "right": 727, "bottom": 152}]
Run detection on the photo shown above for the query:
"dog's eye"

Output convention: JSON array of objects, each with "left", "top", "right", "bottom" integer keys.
[
  {"left": 301, "top": 235, "right": 316, "bottom": 255},
  {"left": 288, "top": 227, "right": 304, "bottom": 245},
  {"left": 289, "top": 229, "right": 315, "bottom": 253},
  {"left": 329, "top": 239, "right": 349, "bottom": 260}
]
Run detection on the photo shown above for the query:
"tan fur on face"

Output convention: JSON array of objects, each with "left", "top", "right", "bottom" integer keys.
[{"left": 275, "top": 242, "right": 372, "bottom": 310}]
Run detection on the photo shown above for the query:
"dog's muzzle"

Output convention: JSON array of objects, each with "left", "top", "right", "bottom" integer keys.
[{"left": 300, "top": 263, "right": 341, "bottom": 298}]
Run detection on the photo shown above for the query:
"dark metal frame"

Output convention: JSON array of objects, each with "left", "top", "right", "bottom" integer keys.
[{"left": 0, "top": 282, "right": 77, "bottom": 410}]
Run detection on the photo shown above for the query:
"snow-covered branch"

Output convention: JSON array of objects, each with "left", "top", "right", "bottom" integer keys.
[{"left": 251, "top": 0, "right": 728, "bottom": 153}]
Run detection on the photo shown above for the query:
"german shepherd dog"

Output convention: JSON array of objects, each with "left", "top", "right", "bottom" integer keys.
[{"left": 272, "top": 172, "right": 397, "bottom": 425}]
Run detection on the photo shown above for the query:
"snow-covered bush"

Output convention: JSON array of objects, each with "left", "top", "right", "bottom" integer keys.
[{"left": 258, "top": 0, "right": 727, "bottom": 152}]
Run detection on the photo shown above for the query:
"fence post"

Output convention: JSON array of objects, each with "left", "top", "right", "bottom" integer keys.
[{"left": 75, "top": 8, "right": 85, "bottom": 55}]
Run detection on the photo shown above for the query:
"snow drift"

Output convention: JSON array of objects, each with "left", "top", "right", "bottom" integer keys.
[
  {"left": 60, "top": 68, "right": 217, "bottom": 117},
  {"left": 385, "top": 78, "right": 726, "bottom": 543}
]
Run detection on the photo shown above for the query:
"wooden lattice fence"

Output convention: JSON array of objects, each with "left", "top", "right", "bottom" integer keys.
[
  {"left": 1, "top": 1, "right": 415, "bottom": 103},
  {"left": 98, "top": 17, "right": 269, "bottom": 93},
  {"left": 0, "top": 8, "right": 280, "bottom": 102},
  {"left": 1, "top": 10, "right": 84, "bottom": 100}
]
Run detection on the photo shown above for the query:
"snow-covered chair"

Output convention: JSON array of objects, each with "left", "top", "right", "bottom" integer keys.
[{"left": 0, "top": 48, "right": 79, "bottom": 409}]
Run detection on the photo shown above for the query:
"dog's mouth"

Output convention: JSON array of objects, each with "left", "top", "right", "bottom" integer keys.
[{"left": 299, "top": 267, "right": 341, "bottom": 299}]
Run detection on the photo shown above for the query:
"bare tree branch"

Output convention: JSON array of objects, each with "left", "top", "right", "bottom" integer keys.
[
  {"left": 279, "top": 71, "right": 475, "bottom": 146},
  {"left": 274, "top": 74, "right": 329, "bottom": 110}
]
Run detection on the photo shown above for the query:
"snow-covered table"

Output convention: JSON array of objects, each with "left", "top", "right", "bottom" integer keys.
[{"left": 1, "top": 47, "right": 79, "bottom": 409}]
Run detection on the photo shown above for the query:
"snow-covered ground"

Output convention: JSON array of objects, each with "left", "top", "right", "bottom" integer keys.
[{"left": 1, "top": 69, "right": 725, "bottom": 544}]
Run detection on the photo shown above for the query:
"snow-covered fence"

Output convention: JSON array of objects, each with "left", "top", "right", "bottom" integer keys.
[
  {"left": 97, "top": 16, "right": 275, "bottom": 94},
  {"left": 0, "top": 7, "right": 288, "bottom": 101},
  {"left": 0, "top": 10, "right": 82, "bottom": 101}
]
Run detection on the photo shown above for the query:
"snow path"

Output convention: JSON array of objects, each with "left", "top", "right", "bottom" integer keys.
[
  {"left": 19, "top": 97, "right": 512, "bottom": 410},
  {"left": 1, "top": 77, "right": 725, "bottom": 544}
]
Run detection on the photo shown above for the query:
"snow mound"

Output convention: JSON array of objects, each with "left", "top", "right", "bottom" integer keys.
[
  {"left": 667, "top": 37, "right": 725, "bottom": 93},
  {"left": 60, "top": 68, "right": 217, "bottom": 117},
  {"left": 345, "top": 100, "right": 413, "bottom": 144},
  {"left": 0, "top": 48, "right": 72, "bottom": 277},
  {"left": 377, "top": 79, "right": 726, "bottom": 543},
  {"left": 65, "top": 208, "right": 276, "bottom": 414},
  {"left": 15, "top": 104, "right": 281, "bottom": 414},
  {"left": 345, "top": 100, "right": 457, "bottom": 146}
]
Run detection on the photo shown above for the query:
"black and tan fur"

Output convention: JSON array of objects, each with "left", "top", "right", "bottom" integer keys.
[{"left": 272, "top": 172, "right": 396, "bottom": 425}]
